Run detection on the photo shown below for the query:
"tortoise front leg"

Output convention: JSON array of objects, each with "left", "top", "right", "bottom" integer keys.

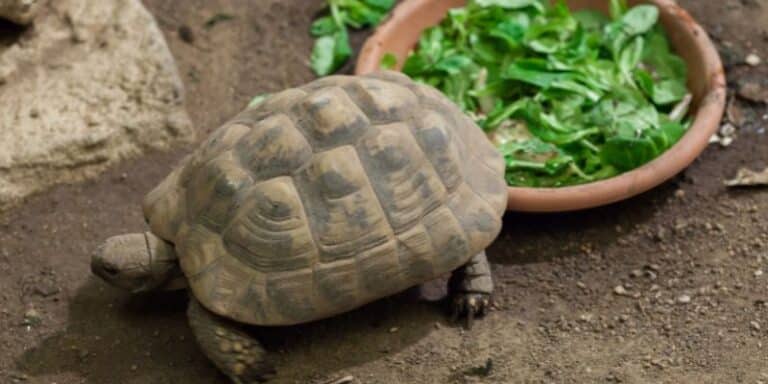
[
  {"left": 448, "top": 251, "right": 494, "bottom": 329},
  {"left": 187, "top": 297, "right": 275, "bottom": 384}
]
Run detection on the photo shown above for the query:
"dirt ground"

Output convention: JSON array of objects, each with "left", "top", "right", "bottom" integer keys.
[{"left": 1, "top": 0, "right": 767, "bottom": 383}]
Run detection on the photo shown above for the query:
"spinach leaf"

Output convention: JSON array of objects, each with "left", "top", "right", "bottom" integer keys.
[
  {"left": 380, "top": 53, "right": 398, "bottom": 69},
  {"left": 620, "top": 5, "right": 659, "bottom": 36},
  {"left": 310, "top": 0, "right": 395, "bottom": 76},
  {"left": 475, "top": 0, "right": 545, "bottom": 12},
  {"left": 310, "top": 29, "right": 351, "bottom": 76},
  {"left": 311, "top": 16, "right": 337, "bottom": 36},
  {"left": 389, "top": 0, "right": 689, "bottom": 187}
]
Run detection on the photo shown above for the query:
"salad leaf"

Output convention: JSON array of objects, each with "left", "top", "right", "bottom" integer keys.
[
  {"left": 380, "top": 53, "right": 398, "bottom": 69},
  {"left": 310, "top": 0, "right": 395, "bottom": 76},
  {"left": 475, "top": 0, "right": 545, "bottom": 12},
  {"left": 310, "top": 29, "right": 352, "bottom": 76},
  {"left": 386, "top": 0, "right": 690, "bottom": 187},
  {"left": 311, "top": 16, "right": 338, "bottom": 36},
  {"left": 620, "top": 5, "right": 659, "bottom": 36}
]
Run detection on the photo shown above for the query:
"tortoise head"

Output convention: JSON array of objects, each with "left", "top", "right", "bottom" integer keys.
[{"left": 91, "top": 232, "right": 180, "bottom": 293}]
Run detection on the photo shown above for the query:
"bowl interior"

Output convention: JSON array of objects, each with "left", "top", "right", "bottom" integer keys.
[{"left": 356, "top": 0, "right": 725, "bottom": 212}]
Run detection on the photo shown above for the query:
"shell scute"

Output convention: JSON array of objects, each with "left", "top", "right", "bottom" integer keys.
[
  {"left": 222, "top": 177, "right": 317, "bottom": 272},
  {"left": 342, "top": 78, "right": 418, "bottom": 122},
  {"left": 314, "top": 259, "right": 359, "bottom": 309},
  {"left": 143, "top": 165, "right": 186, "bottom": 240},
  {"left": 422, "top": 206, "right": 470, "bottom": 270},
  {"left": 185, "top": 152, "right": 253, "bottom": 230},
  {"left": 413, "top": 110, "right": 465, "bottom": 193},
  {"left": 357, "top": 123, "right": 446, "bottom": 232},
  {"left": 395, "top": 224, "right": 436, "bottom": 283},
  {"left": 297, "top": 145, "right": 393, "bottom": 263},
  {"left": 266, "top": 269, "right": 316, "bottom": 323},
  {"left": 234, "top": 113, "right": 312, "bottom": 181},
  {"left": 295, "top": 87, "right": 369, "bottom": 149},
  {"left": 356, "top": 240, "right": 401, "bottom": 297},
  {"left": 446, "top": 184, "right": 502, "bottom": 255}
]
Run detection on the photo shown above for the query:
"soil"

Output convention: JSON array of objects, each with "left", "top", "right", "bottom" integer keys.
[{"left": 1, "top": 0, "right": 766, "bottom": 383}]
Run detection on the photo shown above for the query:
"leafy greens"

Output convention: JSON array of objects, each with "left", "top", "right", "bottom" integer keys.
[
  {"left": 390, "top": 0, "right": 691, "bottom": 187},
  {"left": 311, "top": 0, "right": 396, "bottom": 76}
]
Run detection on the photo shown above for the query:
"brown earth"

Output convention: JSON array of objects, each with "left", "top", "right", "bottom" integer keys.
[{"left": 1, "top": 0, "right": 767, "bottom": 383}]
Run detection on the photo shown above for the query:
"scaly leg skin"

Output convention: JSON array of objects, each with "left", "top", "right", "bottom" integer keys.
[
  {"left": 448, "top": 252, "right": 494, "bottom": 329},
  {"left": 187, "top": 297, "right": 275, "bottom": 384}
]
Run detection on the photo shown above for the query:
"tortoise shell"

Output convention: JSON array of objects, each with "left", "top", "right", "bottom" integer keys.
[{"left": 143, "top": 71, "right": 507, "bottom": 326}]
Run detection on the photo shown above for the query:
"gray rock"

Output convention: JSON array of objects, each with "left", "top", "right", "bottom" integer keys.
[{"left": 0, "top": 0, "right": 194, "bottom": 211}]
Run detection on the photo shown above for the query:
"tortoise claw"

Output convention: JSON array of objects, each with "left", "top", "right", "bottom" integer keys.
[{"left": 450, "top": 292, "right": 491, "bottom": 329}]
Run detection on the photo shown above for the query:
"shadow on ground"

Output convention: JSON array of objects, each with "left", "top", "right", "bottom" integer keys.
[{"left": 16, "top": 278, "right": 445, "bottom": 383}]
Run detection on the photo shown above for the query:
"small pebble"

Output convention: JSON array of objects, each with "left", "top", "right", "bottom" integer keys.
[
  {"left": 720, "top": 122, "right": 736, "bottom": 137},
  {"left": 22, "top": 308, "right": 42, "bottom": 326},
  {"left": 746, "top": 53, "right": 762, "bottom": 66},
  {"left": 755, "top": 270, "right": 764, "bottom": 277},
  {"left": 677, "top": 295, "right": 691, "bottom": 304},
  {"left": 751, "top": 321, "right": 761, "bottom": 331},
  {"left": 389, "top": 327, "right": 399, "bottom": 333}
]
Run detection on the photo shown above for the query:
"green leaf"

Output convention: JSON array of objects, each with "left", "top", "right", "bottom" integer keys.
[
  {"left": 362, "top": 0, "right": 395, "bottom": 10},
  {"left": 380, "top": 53, "right": 398, "bottom": 69},
  {"left": 601, "top": 136, "right": 657, "bottom": 171},
  {"left": 619, "top": 36, "right": 644, "bottom": 83},
  {"left": 652, "top": 79, "right": 687, "bottom": 105},
  {"left": 503, "top": 62, "right": 601, "bottom": 101},
  {"left": 248, "top": 93, "right": 270, "bottom": 108},
  {"left": 489, "top": 19, "right": 527, "bottom": 47},
  {"left": 435, "top": 54, "right": 475, "bottom": 75},
  {"left": 609, "top": 0, "right": 628, "bottom": 20},
  {"left": 573, "top": 10, "right": 608, "bottom": 32},
  {"left": 310, "top": 29, "right": 351, "bottom": 76},
  {"left": 345, "top": 1, "right": 387, "bottom": 27},
  {"left": 634, "top": 68, "right": 655, "bottom": 97},
  {"left": 310, "top": 16, "right": 338, "bottom": 36},
  {"left": 474, "top": 0, "right": 545, "bottom": 12},
  {"left": 620, "top": 5, "right": 659, "bottom": 36}
]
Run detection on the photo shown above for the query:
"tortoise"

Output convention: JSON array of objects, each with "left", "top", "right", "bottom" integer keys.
[{"left": 91, "top": 71, "right": 507, "bottom": 383}]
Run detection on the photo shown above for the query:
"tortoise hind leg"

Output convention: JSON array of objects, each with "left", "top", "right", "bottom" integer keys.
[
  {"left": 448, "top": 251, "right": 494, "bottom": 329},
  {"left": 187, "top": 297, "right": 275, "bottom": 383}
]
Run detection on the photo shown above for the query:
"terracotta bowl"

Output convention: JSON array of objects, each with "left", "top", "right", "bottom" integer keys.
[{"left": 356, "top": 0, "right": 726, "bottom": 212}]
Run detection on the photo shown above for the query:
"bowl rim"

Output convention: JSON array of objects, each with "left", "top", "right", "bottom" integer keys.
[{"left": 355, "top": 0, "right": 726, "bottom": 212}]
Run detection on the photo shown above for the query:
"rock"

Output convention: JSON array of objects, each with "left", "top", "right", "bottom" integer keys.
[
  {"left": 0, "top": 0, "right": 194, "bottom": 211},
  {"left": 751, "top": 321, "right": 761, "bottom": 331},
  {"left": 737, "top": 79, "right": 768, "bottom": 103},
  {"left": 464, "top": 358, "right": 493, "bottom": 377},
  {"left": 677, "top": 295, "right": 691, "bottom": 304},
  {"left": 746, "top": 53, "right": 761, "bottom": 66},
  {"left": 726, "top": 96, "right": 745, "bottom": 127},
  {"left": 0, "top": 0, "right": 40, "bottom": 24},
  {"left": 33, "top": 281, "right": 59, "bottom": 298},
  {"left": 719, "top": 123, "right": 736, "bottom": 137},
  {"left": 725, "top": 167, "right": 768, "bottom": 187},
  {"left": 322, "top": 376, "right": 355, "bottom": 384},
  {"left": 8, "top": 371, "right": 28, "bottom": 382},
  {"left": 21, "top": 307, "right": 41, "bottom": 326}
]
